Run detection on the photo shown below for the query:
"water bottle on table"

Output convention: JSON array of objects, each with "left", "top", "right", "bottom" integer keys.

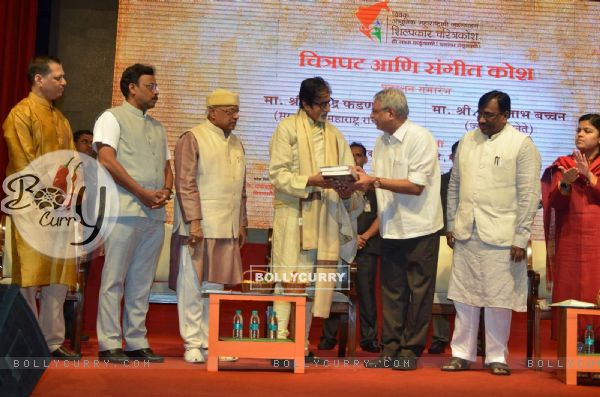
[
  {"left": 583, "top": 325, "right": 595, "bottom": 354},
  {"left": 268, "top": 311, "right": 278, "bottom": 339},
  {"left": 233, "top": 309, "right": 243, "bottom": 339},
  {"left": 250, "top": 310, "right": 260, "bottom": 339}
]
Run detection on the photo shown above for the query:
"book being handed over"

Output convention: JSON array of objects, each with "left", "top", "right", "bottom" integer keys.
[{"left": 320, "top": 165, "right": 359, "bottom": 185}]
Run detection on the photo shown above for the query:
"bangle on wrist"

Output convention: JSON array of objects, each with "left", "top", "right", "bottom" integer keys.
[{"left": 559, "top": 181, "right": 571, "bottom": 192}]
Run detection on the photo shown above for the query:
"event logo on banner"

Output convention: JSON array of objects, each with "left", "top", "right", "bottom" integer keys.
[
  {"left": 356, "top": 1, "right": 390, "bottom": 43},
  {"left": 1, "top": 150, "right": 119, "bottom": 259}
]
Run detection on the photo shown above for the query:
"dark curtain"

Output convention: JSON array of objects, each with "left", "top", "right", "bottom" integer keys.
[{"left": 0, "top": 0, "right": 38, "bottom": 205}]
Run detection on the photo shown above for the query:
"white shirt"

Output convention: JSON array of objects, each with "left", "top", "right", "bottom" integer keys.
[
  {"left": 373, "top": 119, "right": 443, "bottom": 239},
  {"left": 93, "top": 111, "right": 171, "bottom": 159}
]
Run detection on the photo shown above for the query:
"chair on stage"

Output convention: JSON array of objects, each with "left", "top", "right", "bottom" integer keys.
[
  {"left": 525, "top": 240, "right": 552, "bottom": 365},
  {"left": 328, "top": 262, "right": 358, "bottom": 357},
  {"left": 148, "top": 223, "right": 176, "bottom": 304}
]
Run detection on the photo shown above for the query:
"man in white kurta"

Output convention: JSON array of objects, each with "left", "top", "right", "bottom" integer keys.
[
  {"left": 269, "top": 77, "right": 361, "bottom": 358},
  {"left": 171, "top": 89, "right": 246, "bottom": 363},
  {"left": 442, "top": 91, "right": 541, "bottom": 375}
]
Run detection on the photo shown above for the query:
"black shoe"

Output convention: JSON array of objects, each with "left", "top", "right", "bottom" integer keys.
[
  {"left": 305, "top": 351, "right": 320, "bottom": 364},
  {"left": 364, "top": 356, "right": 395, "bottom": 369},
  {"left": 51, "top": 345, "right": 81, "bottom": 360},
  {"left": 317, "top": 338, "right": 337, "bottom": 350},
  {"left": 99, "top": 348, "right": 129, "bottom": 363},
  {"left": 428, "top": 340, "right": 448, "bottom": 354},
  {"left": 360, "top": 340, "right": 381, "bottom": 353},
  {"left": 125, "top": 348, "right": 164, "bottom": 363}
]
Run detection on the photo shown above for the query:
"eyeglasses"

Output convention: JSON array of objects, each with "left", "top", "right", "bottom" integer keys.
[
  {"left": 143, "top": 83, "right": 159, "bottom": 92},
  {"left": 371, "top": 106, "right": 390, "bottom": 115},
  {"left": 214, "top": 106, "right": 240, "bottom": 116},
  {"left": 313, "top": 98, "right": 334, "bottom": 110},
  {"left": 477, "top": 111, "right": 504, "bottom": 120}
]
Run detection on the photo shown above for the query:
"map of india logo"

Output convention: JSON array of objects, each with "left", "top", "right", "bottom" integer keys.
[{"left": 356, "top": 0, "right": 390, "bottom": 43}]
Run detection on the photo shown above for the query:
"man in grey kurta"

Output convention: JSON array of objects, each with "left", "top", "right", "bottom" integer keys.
[
  {"left": 442, "top": 91, "right": 540, "bottom": 375},
  {"left": 171, "top": 89, "right": 246, "bottom": 363},
  {"left": 94, "top": 64, "right": 173, "bottom": 363}
]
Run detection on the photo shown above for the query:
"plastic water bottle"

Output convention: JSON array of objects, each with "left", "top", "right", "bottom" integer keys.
[
  {"left": 233, "top": 310, "right": 243, "bottom": 339},
  {"left": 250, "top": 310, "right": 260, "bottom": 339},
  {"left": 583, "top": 325, "right": 595, "bottom": 354},
  {"left": 268, "top": 311, "right": 278, "bottom": 339}
]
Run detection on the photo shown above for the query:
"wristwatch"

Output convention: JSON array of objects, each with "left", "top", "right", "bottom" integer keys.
[{"left": 373, "top": 177, "right": 381, "bottom": 189}]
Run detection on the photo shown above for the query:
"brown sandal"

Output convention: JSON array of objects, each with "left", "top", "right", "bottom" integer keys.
[{"left": 441, "top": 357, "right": 471, "bottom": 371}]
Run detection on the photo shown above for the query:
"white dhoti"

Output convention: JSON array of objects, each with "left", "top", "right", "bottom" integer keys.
[
  {"left": 448, "top": 225, "right": 525, "bottom": 364},
  {"left": 273, "top": 248, "right": 316, "bottom": 351},
  {"left": 448, "top": 226, "right": 527, "bottom": 311},
  {"left": 176, "top": 245, "right": 223, "bottom": 349}
]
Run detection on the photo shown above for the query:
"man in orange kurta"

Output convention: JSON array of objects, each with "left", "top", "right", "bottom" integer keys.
[{"left": 3, "top": 56, "right": 79, "bottom": 359}]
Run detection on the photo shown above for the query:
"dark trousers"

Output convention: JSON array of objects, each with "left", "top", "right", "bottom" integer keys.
[
  {"left": 321, "top": 252, "right": 379, "bottom": 345},
  {"left": 380, "top": 233, "right": 439, "bottom": 358},
  {"left": 431, "top": 316, "right": 450, "bottom": 344}
]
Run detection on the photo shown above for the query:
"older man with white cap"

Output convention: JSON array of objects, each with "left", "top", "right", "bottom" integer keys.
[{"left": 171, "top": 89, "right": 247, "bottom": 363}]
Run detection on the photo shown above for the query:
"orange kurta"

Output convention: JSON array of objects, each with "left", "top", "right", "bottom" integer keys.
[{"left": 3, "top": 92, "right": 77, "bottom": 288}]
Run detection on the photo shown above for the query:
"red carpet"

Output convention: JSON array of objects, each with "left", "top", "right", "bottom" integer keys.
[
  {"left": 29, "top": 245, "right": 600, "bottom": 396},
  {"left": 33, "top": 305, "right": 600, "bottom": 397}
]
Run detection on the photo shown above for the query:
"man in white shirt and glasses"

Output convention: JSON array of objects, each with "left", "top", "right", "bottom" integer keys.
[{"left": 356, "top": 88, "right": 442, "bottom": 370}]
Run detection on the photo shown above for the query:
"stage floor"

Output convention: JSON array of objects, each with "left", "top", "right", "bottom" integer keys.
[{"left": 30, "top": 305, "right": 600, "bottom": 397}]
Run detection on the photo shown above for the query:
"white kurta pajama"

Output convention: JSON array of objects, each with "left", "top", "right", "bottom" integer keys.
[
  {"left": 172, "top": 120, "right": 246, "bottom": 350},
  {"left": 446, "top": 123, "right": 541, "bottom": 364},
  {"left": 269, "top": 110, "right": 361, "bottom": 344}
]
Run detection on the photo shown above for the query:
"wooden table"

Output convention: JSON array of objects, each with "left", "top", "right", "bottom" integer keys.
[
  {"left": 207, "top": 291, "right": 306, "bottom": 374},
  {"left": 557, "top": 307, "right": 600, "bottom": 385}
]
